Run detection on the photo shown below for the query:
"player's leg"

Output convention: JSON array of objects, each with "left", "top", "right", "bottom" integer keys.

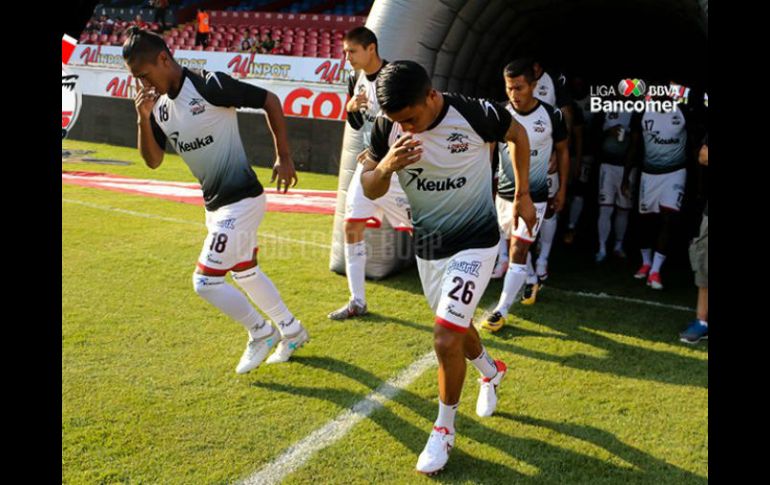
[
  {"left": 226, "top": 196, "right": 307, "bottom": 363},
  {"left": 648, "top": 169, "right": 686, "bottom": 290},
  {"left": 416, "top": 245, "right": 498, "bottom": 474},
  {"left": 329, "top": 168, "right": 383, "bottom": 319},
  {"left": 635, "top": 172, "right": 658, "bottom": 280},
  {"left": 565, "top": 156, "right": 592, "bottom": 245},
  {"left": 613, "top": 166, "right": 635, "bottom": 258},
  {"left": 537, "top": 172, "right": 559, "bottom": 280},
  {"left": 596, "top": 163, "right": 615, "bottom": 262}
]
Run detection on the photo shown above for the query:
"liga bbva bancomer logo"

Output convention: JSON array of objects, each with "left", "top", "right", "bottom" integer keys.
[
  {"left": 618, "top": 79, "right": 646, "bottom": 97},
  {"left": 590, "top": 78, "right": 676, "bottom": 113}
]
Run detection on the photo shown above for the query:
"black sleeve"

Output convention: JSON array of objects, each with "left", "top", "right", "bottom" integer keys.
[
  {"left": 366, "top": 116, "right": 394, "bottom": 162},
  {"left": 346, "top": 71, "right": 364, "bottom": 130},
  {"left": 447, "top": 94, "right": 513, "bottom": 142},
  {"left": 545, "top": 104, "right": 568, "bottom": 144},
  {"left": 149, "top": 113, "right": 167, "bottom": 149},
  {"left": 196, "top": 70, "right": 268, "bottom": 109},
  {"left": 553, "top": 72, "right": 572, "bottom": 109}
]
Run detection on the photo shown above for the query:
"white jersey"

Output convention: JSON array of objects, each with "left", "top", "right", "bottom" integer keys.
[
  {"left": 346, "top": 60, "right": 388, "bottom": 147},
  {"left": 534, "top": 70, "right": 571, "bottom": 109},
  {"left": 150, "top": 68, "right": 268, "bottom": 211},
  {"left": 368, "top": 93, "right": 513, "bottom": 260}
]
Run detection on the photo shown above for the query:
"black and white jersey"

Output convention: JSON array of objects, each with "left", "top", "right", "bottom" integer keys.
[
  {"left": 534, "top": 70, "right": 571, "bottom": 109},
  {"left": 497, "top": 101, "right": 567, "bottom": 203},
  {"left": 150, "top": 68, "right": 268, "bottom": 211},
  {"left": 368, "top": 93, "right": 513, "bottom": 260},
  {"left": 346, "top": 60, "right": 388, "bottom": 147},
  {"left": 631, "top": 105, "right": 689, "bottom": 174},
  {"left": 600, "top": 111, "right": 633, "bottom": 165}
]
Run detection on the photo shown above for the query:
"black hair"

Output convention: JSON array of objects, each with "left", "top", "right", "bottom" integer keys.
[
  {"left": 503, "top": 58, "right": 535, "bottom": 83},
  {"left": 375, "top": 60, "right": 432, "bottom": 113},
  {"left": 343, "top": 26, "right": 378, "bottom": 53},
  {"left": 122, "top": 26, "right": 172, "bottom": 64}
]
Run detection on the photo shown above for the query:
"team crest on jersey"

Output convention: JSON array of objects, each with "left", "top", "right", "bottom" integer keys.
[
  {"left": 533, "top": 119, "right": 546, "bottom": 133},
  {"left": 446, "top": 132, "right": 470, "bottom": 153},
  {"left": 189, "top": 98, "right": 206, "bottom": 116},
  {"left": 446, "top": 260, "right": 482, "bottom": 278}
]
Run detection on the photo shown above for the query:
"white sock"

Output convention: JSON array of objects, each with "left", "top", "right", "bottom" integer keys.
[
  {"left": 651, "top": 252, "right": 666, "bottom": 274},
  {"left": 597, "top": 205, "right": 613, "bottom": 254},
  {"left": 698, "top": 320, "right": 708, "bottom": 327},
  {"left": 435, "top": 400, "right": 458, "bottom": 434},
  {"left": 526, "top": 252, "right": 538, "bottom": 284},
  {"left": 568, "top": 196, "right": 584, "bottom": 229},
  {"left": 497, "top": 234, "right": 509, "bottom": 264},
  {"left": 613, "top": 209, "right": 629, "bottom": 251},
  {"left": 537, "top": 215, "right": 557, "bottom": 265},
  {"left": 344, "top": 241, "right": 367, "bottom": 305},
  {"left": 232, "top": 266, "right": 300, "bottom": 336},
  {"left": 469, "top": 346, "right": 497, "bottom": 379},
  {"left": 494, "top": 263, "right": 528, "bottom": 316},
  {"left": 192, "top": 274, "right": 274, "bottom": 339},
  {"left": 641, "top": 248, "right": 652, "bottom": 266}
]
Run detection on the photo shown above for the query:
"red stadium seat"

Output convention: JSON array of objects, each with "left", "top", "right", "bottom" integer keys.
[
  {"left": 99, "top": 34, "right": 108, "bottom": 43},
  {"left": 210, "top": 40, "right": 220, "bottom": 48},
  {"left": 205, "top": 46, "right": 216, "bottom": 51},
  {"left": 170, "top": 30, "right": 179, "bottom": 37},
  {"left": 217, "top": 47, "right": 228, "bottom": 52},
  {"left": 307, "top": 37, "right": 318, "bottom": 45}
]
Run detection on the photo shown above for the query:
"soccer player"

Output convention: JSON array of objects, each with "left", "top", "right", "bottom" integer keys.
[
  {"left": 124, "top": 27, "right": 309, "bottom": 374},
  {"left": 531, "top": 60, "right": 572, "bottom": 282},
  {"left": 479, "top": 59, "right": 569, "bottom": 332},
  {"left": 328, "top": 26, "right": 412, "bottom": 320},
  {"left": 360, "top": 60, "right": 536, "bottom": 475},
  {"left": 595, "top": 109, "right": 635, "bottom": 262},
  {"left": 622, "top": 88, "right": 692, "bottom": 290}
]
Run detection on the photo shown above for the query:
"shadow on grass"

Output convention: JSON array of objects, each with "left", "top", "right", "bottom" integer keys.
[{"left": 253, "top": 356, "right": 705, "bottom": 484}]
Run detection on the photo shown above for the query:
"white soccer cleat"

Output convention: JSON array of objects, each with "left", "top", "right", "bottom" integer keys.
[
  {"left": 491, "top": 259, "right": 509, "bottom": 279},
  {"left": 595, "top": 251, "right": 607, "bottom": 263},
  {"left": 415, "top": 426, "right": 455, "bottom": 475},
  {"left": 236, "top": 327, "right": 279, "bottom": 374},
  {"left": 265, "top": 324, "right": 310, "bottom": 364},
  {"left": 476, "top": 360, "right": 508, "bottom": 417}
]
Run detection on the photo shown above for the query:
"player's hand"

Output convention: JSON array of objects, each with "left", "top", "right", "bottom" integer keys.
[
  {"left": 553, "top": 188, "right": 567, "bottom": 212},
  {"left": 271, "top": 155, "right": 298, "bottom": 193},
  {"left": 356, "top": 148, "right": 372, "bottom": 165},
  {"left": 135, "top": 87, "right": 158, "bottom": 121},
  {"left": 379, "top": 134, "right": 422, "bottom": 174},
  {"left": 347, "top": 93, "right": 369, "bottom": 112},
  {"left": 621, "top": 177, "right": 631, "bottom": 198},
  {"left": 512, "top": 192, "right": 536, "bottom": 238}
]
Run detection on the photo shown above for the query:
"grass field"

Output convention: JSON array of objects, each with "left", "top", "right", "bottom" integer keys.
[{"left": 62, "top": 140, "right": 707, "bottom": 484}]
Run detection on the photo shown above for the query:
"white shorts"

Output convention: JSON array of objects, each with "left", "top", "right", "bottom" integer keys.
[
  {"left": 639, "top": 168, "right": 686, "bottom": 214},
  {"left": 599, "top": 164, "right": 636, "bottom": 210},
  {"left": 416, "top": 244, "right": 498, "bottom": 333},
  {"left": 197, "top": 194, "right": 266, "bottom": 275},
  {"left": 345, "top": 163, "right": 412, "bottom": 230},
  {"left": 496, "top": 196, "right": 548, "bottom": 243},
  {"left": 547, "top": 171, "right": 560, "bottom": 199}
]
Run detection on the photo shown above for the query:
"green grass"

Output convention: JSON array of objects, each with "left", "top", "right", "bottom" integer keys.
[{"left": 62, "top": 143, "right": 707, "bottom": 484}]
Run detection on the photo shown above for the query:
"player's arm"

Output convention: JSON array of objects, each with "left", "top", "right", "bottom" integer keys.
[
  {"left": 204, "top": 71, "right": 297, "bottom": 192},
  {"left": 699, "top": 141, "right": 708, "bottom": 166},
  {"left": 135, "top": 87, "right": 164, "bottom": 169},
  {"left": 503, "top": 117, "right": 536, "bottom": 235},
  {"left": 345, "top": 73, "right": 365, "bottom": 130},
  {"left": 361, "top": 134, "right": 421, "bottom": 199},
  {"left": 551, "top": 106, "right": 570, "bottom": 212},
  {"left": 622, "top": 113, "right": 642, "bottom": 196}
]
